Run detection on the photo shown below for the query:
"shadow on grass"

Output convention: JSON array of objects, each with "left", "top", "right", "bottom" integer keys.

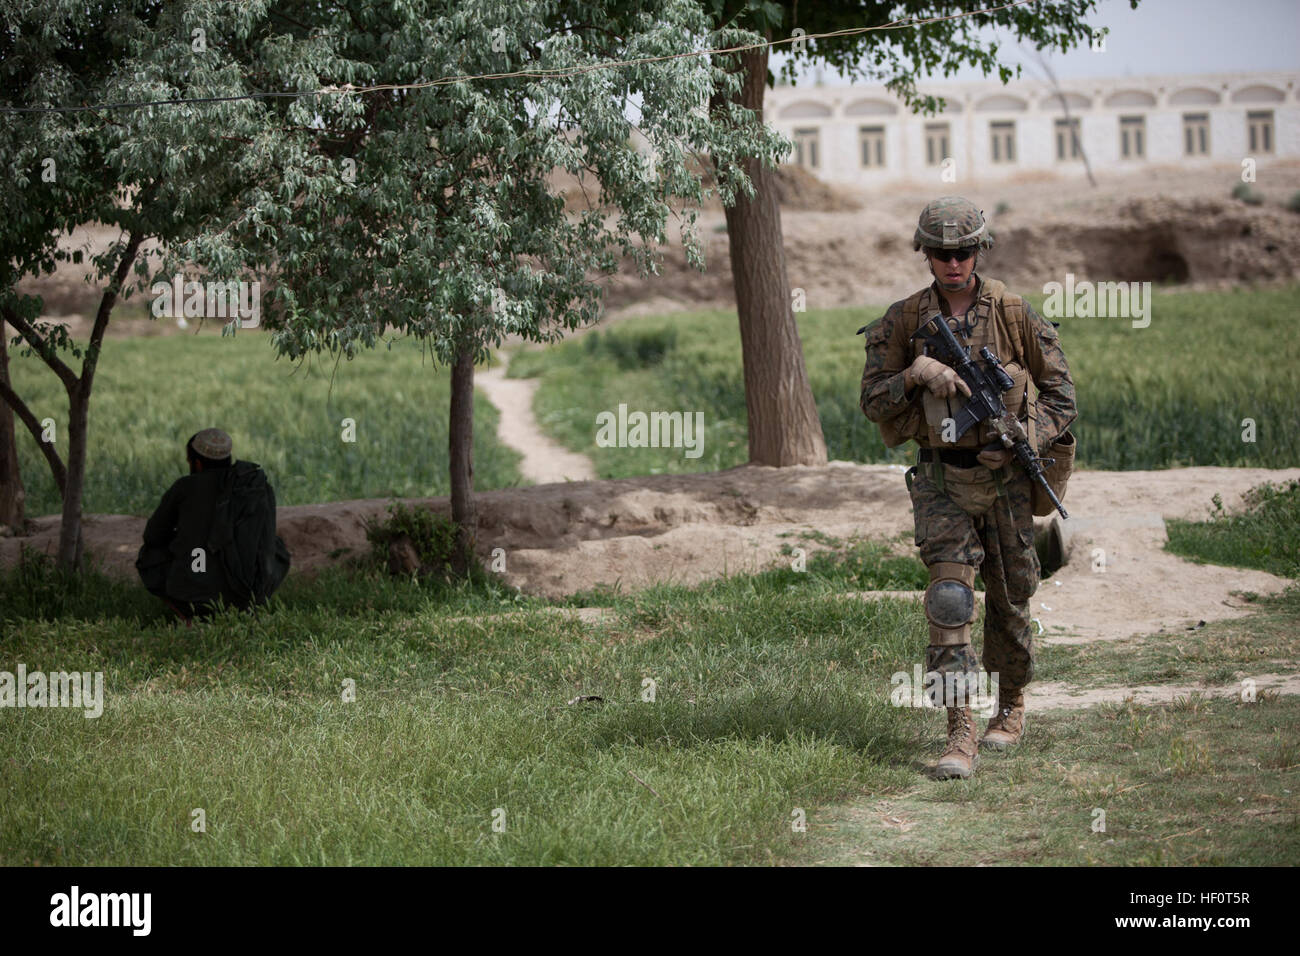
[
  {"left": 574, "top": 683, "right": 926, "bottom": 768},
  {"left": 2, "top": 544, "right": 530, "bottom": 622},
  {"left": 1, "top": 545, "right": 536, "bottom": 680}
]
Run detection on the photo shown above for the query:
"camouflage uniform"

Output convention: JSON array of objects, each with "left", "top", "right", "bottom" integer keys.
[{"left": 859, "top": 277, "right": 1077, "bottom": 692}]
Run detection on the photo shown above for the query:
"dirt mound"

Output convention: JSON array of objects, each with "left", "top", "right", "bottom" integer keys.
[
  {"left": 770, "top": 163, "right": 864, "bottom": 213},
  {"left": 993, "top": 195, "right": 1300, "bottom": 286},
  {"left": 5, "top": 465, "right": 1297, "bottom": 648},
  {"left": 598, "top": 163, "right": 1300, "bottom": 318}
]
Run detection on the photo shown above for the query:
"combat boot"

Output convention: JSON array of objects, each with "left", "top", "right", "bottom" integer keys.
[
  {"left": 981, "top": 687, "right": 1026, "bottom": 751},
  {"left": 935, "top": 706, "right": 979, "bottom": 779}
]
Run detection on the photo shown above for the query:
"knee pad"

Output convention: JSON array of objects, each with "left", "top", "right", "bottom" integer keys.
[{"left": 925, "top": 562, "right": 977, "bottom": 646}]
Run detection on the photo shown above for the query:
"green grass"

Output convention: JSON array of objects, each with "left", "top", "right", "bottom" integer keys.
[
  {"left": 4, "top": 529, "right": 1299, "bottom": 865},
  {"left": 509, "top": 320, "right": 750, "bottom": 477},
  {"left": 797, "top": 692, "right": 1300, "bottom": 866},
  {"left": 1166, "top": 480, "right": 1300, "bottom": 579},
  {"left": 0, "top": 548, "right": 929, "bottom": 866},
  {"left": 7, "top": 330, "right": 523, "bottom": 517},
  {"left": 510, "top": 284, "right": 1300, "bottom": 475}
]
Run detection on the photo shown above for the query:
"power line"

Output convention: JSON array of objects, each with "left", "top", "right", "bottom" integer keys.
[{"left": 1, "top": 0, "right": 1042, "bottom": 115}]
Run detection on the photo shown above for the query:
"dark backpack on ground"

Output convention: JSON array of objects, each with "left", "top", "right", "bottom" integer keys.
[{"left": 207, "top": 460, "right": 291, "bottom": 609}]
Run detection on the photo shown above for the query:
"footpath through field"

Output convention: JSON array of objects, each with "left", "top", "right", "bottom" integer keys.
[{"left": 475, "top": 353, "right": 597, "bottom": 484}]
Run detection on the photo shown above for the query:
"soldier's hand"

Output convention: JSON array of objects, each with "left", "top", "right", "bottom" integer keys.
[
  {"left": 907, "top": 355, "right": 971, "bottom": 400},
  {"left": 977, "top": 447, "right": 1012, "bottom": 470}
]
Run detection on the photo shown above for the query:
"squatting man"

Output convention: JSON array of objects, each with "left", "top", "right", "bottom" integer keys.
[
  {"left": 135, "top": 428, "right": 290, "bottom": 625},
  {"left": 859, "top": 197, "right": 1077, "bottom": 779}
]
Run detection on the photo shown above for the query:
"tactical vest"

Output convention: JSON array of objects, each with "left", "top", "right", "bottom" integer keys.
[{"left": 881, "top": 277, "right": 1039, "bottom": 452}]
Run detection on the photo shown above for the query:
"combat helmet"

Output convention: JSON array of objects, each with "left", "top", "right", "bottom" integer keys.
[{"left": 913, "top": 196, "right": 993, "bottom": 251}]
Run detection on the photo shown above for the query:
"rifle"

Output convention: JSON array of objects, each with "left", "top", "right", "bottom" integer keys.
[{"left": 910, "top": 312, "right": 1068, "bottom": 519}]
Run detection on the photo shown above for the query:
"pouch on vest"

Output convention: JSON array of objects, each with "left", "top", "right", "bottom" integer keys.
[
  {"left": 878, "top": 402, "right": 925, "bottom": 448},
  {"left": 1032, "top": 429, "right": 1076, "bottom": 517}
]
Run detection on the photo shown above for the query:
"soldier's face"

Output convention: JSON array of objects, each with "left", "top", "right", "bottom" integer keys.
[{"left": 927, "top": 248, "right": 977, "bottom": 292}]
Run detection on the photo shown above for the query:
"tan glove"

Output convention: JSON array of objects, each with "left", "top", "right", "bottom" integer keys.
[{"left": 906, "top": 355, "right": 971, "bottom": 400}]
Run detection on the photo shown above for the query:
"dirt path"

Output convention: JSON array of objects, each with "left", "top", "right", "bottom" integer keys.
[
  {"left": 1027, "top": 673, "right": 1300, "bottom": 710},
  {"left": 476, "top": 355, "right": 597, "bottom": 484}
]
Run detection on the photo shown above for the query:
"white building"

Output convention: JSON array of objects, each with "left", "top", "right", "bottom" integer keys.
[{"left": 764, "top": 71, "right": 1298, "bottom": 187}]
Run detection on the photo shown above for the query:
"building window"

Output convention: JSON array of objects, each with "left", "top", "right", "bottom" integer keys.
[
  {"left": 1054, "top": 118, "right": 1082, "bottom": 160},
  {"left": 1183, "top": 113, "right": 1210, "bottom": 155},
  {"left": 793, "top": 128, "right": 820, "bottom": 169},
  {"left": 1247, "top": 110, "right": 1274, "bottom": 154},
  {"left": 990, "top": 121, "right": 1016, "bottom": 163},
  {"left": 1120, "top": 115, "right": 1146, "bottom": 159},
  {"left": 859, "top": 125, "right": 886, "bottom": 168},
  {"left": 925, "top": 123, "right": 950, "bottom": 166}
]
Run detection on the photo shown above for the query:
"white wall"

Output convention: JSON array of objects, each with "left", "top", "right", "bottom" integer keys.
[{"left": 765, "top": 72, "right": 1298, "bottom": 187}]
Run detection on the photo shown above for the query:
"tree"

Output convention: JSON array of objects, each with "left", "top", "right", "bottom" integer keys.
[
  {"left": 1, "top": 0, "right": 346, "bottom": 568},
  {"left": 707, "top": 30, "right": 826, "bottom": 467},
  {"left": 701, "top": 0, "right": 1124, "bottom": 465},
  {"left": 1, "top": 0, "right": 149, "bottom": 564},
  {"left": 0, "top": 322, "right": 23, "bottom": 531},
  {"left": 171, "top": 0, "right": 780, "bottom": 569}
]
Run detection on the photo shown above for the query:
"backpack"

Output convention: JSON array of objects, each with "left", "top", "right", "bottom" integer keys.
[{"left": 207, "top": 460, "right": 290, "bottom": 609}]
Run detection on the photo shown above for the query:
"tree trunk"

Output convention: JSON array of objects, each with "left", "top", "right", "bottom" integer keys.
[
  {"left": 57, "top": 380, "right": 88, "bottom": 569},
  {"left": 448, "top": 340, "right": 477, "bottom": 575},
  {"left": 0, "top": 307, "right": 70, "bottom": 499},
  {"left": 54, "top": 229, "right": 142, "bottom": 570},
  {"left": 714, "top": 40, "right": 827, "bottom": 467},
  {"left": 0, "top": 321, "right": 25, "bottom": 531}
]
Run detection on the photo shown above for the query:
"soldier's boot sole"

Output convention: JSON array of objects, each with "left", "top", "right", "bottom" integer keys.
[
  {"left": 981, "top": 716, "right": 1026, "bottom": 751},
  {"left": 980, "top": 732, "right": 1018, "bottom": 751},
  {"left": 982, "top": 692, "right": 1026, "bottom": 751},
  {"left": 934, "top": 753, "right": 979, "bottom": 780}
]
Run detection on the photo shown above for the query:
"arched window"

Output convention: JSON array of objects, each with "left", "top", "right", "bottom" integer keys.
[
  {"left": 778, "top": 101, "right": 833, "bottom": 120},
  {"left": 1169, "top": 87, "right": 1220, "bottom": 107},
  {"left": 1231, "top": 85, "right": 1285, "bottom": 104},
  {"left": 844, "top": 98, "right": 897, "bottom": 117},
  {"left": 975, "top": 94, "right": 1029, "bottom": 112},
  {"left": 1104, "top": 90, "right": 1157, "bottom": 108}
]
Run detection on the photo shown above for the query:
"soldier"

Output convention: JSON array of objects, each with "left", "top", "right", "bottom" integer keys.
[{"left": 859, "top": 197, "right": 1076, "bottom": 779}]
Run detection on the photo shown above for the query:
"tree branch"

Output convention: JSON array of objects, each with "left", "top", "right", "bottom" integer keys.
[
  {"left": 0, "top": 304, "right": 79, "bottom": 392},
  {"left": 82, "top": 181, "right": 159, "bottom": 392},
  {"left": 0, "top": 374, "right": 67, "bottom": 497},
  {"left": 81, "top": 228, "right": 146, "bottom": 395}
]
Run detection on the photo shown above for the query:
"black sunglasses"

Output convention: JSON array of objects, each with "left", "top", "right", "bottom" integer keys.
[{"left": 928, "top": 247, "right": 976, "bottom": 262}]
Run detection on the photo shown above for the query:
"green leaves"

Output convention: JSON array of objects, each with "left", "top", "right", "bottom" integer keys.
[
  {"left": 763, "top": 1, "right": 1108, "bottom": 115},
  {"left": 111, "top": 0, "right": 778, "bottom": 365}
]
